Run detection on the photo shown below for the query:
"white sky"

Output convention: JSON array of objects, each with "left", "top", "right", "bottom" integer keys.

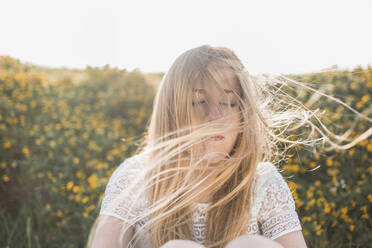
[{"left": 0, "top": 0, "right": 371, "bottom": 75}]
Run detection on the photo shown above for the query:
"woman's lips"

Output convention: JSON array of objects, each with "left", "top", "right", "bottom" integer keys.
[{"left": 208, "top": 135, "right": 225, "bottom": 141}]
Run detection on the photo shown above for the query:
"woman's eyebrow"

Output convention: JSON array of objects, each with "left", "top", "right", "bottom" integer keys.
[
  {"left": 192, "top": 88, "right": 206, "bottom": 94},
  {"left": 192, "top": 88, "right": 235, "bottom": 94}
]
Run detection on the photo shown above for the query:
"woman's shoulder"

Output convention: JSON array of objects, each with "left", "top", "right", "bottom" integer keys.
[
  {"left": 100, "top": 152, "right": 149, "bottom": 223},
  {"left": 255, "top": 161, "right": 279, "bottom": 177},
  {"left": 103, "top": 152, "right": 150, "bottom": 200},
  {"left": 110, "top": 152, "right": 148, "bottom": 179},
  {"left": 117, "top": 152, "right": 147, "bottom": 170},
  {"left": 250, "top": 161, "right": 291, "bottom": 216},
  {"left": 252, "top": 161, "right": 284, "bottom": 194}
]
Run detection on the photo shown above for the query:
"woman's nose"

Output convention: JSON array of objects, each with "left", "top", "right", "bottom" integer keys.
[{"left": 206, "top": 103, "right": 223, "bottom": 121}]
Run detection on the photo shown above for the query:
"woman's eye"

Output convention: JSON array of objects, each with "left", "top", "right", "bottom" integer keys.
[
  {"left": 192, "top": 101, "right": 206, "bottom": 106},
  {"left": 192, "top": 101, "right": 237, "bottom": 107},
  {"left": 220, "top": 102, "right": 237, "bottom": 107}
]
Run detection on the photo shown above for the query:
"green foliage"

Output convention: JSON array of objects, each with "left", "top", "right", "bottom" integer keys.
[
  {"left": 0, "top": 56, "right": 155, "bottom": 247},
  {"left": 280, "top": 65, "right": 372, "bottom": 247}
]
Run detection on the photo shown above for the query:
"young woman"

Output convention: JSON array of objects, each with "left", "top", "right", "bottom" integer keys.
[{"left": 87, "top": 45, "right": 318, "bottom": 247}]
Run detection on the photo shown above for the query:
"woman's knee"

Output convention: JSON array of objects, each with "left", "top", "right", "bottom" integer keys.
[
  {"left": 226, "top": 234, "right": 284, "bottom": 248},
  {"left": 160, "top": 240, "right": 205, "bottom": 248}
]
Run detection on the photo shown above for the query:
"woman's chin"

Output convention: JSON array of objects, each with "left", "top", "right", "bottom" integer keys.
[{"left": 203, "top": 152, "right": 227, "bottom": 165}]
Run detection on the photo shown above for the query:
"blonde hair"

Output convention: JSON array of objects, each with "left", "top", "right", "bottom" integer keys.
[{"left": 87, "top": 45, "right": 371, "bottom": 248}]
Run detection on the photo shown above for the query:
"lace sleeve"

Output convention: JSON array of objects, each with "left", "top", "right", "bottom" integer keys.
[
  {"left": 256, "top": 163, "right": 303, "bottom": 240},
  {"left": 99, "top": 153, "right": 146, "bottom": 226}
]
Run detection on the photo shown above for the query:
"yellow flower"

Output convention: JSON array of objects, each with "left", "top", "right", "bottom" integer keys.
[
  {"left": 66, "top": 181, "right": 74, "bottom": 191},
  {"left": 356, "top": 101, "right": 363, "bottom": 110},
  {"left": 302, "top": 216, "right": 312, "bottom": 222},
  {"left": 82, "top": 196, "right": 89, "bottom": 204},
  {"left": 342, "top": 215, "right": 352, "bottom": 223},
  {"left": 332, "top": 176, "right": 338, "bottom": 186},
  {"left": 76, "top": 171, "right": 83, "bottom": 179},
  {"left": 69, "top": 136, "right": 77, "bottom": 145},
  {"left": 327, "top": 168, "right": 339, "bottom": 176},
  {"left": 307, "top": 199, "right": 315, "bottom": 210},
  {"left": 3, "top": 175, "right": 10, "bottom": 182},
  {"left": 94, "top": 163, "right": 103, "bottom": 170},
  {"left": 283, "top": 164, "right": 300, "bottom": 173},
  {"left": 83, "top": 212, "right": 89, "bottom": 218},
  {"left": 326, "top": 158, "right": 333, "bottom": 166},
  {"left": 0, "top": 124, "right": 6, "bottom": 131},
  {"left": 310, "top": 162, "right": 317, "bottom": 168},
  {"left": 72, "top": 185, "right": 79, "bottom": 193},
  {"left": 85, "top": 205, "right": 95, "bottom": 212},
  {"left": 349, "top": 225, "right": 354, "bottom": 232},
  {"left": 88, "top": 174, "right": 99, "bottom": 190},
  {"left": 348, "top": 149, "right": 355, "bottom": 156},
  {"left": 360, "top": 206, "right": 367, "bottom": 213},
  {"left": 341, "top": 207, "right": 348, "bottom": 215},
  {"left": 56, "top": 210, "right": 63, "bottom": 217},
  {"left": 45, "top": 203, "right": 51, "bottom": 211},
  {"left": 73, "top": 157, "right": 80, "bottom": 164},
  {"left": 3, "top": 140, "right": 12, "bottom": 148},
  {"left": 49, "top": 140, "right": 56, "bottom": 148},
  {"left": 317, "top": 197, "right": 325, "bottom": 207},
  {"left": 332, "top": 113, "right": 341, "bottom": 120},
  {"left": 359, "top": 139, "right": 368, "bottom": 146},
  {"left": 0, "top": 162, "right": 6, "bottom": 169},
  {"left": 361, "top": 213, "right": 369, "bottom": 219},
  {"left": 361, "top": 95, "right": 369, "bottom": 103},
  {"left": 306, "top": 191, "right": 313, "bottom": 199},
  {"left": 324, "top": 203, "right": 331, "bottom": 214},
  {"left": 336, "top": 105, "right": 344, "bottom": 113},
  {"left": 368, "top": 166, "right": 372, "bottom": 175},
  {"left": 315, "top": 228, "right": 323, "bottom": 236},
  {"left": 315, "top": 180, "right": 321, "bottom": 186},
  {"left": 368, "top": 194, "right": 372, "bottom": 202},
  {"left": 106, "top": 154, "right": 113, "bottom": 161},
  {"left": 367, "top": 144, "right": 372, "bottom": 152}
]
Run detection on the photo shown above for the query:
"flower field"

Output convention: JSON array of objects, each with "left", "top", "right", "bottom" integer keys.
[{"left": 0, "top": 56, "right": 371, "bottom": 247}]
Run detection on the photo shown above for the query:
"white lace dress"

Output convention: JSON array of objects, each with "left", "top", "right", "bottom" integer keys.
[{"left": 99, "top": 153, "right": 303, "bottom": 247}]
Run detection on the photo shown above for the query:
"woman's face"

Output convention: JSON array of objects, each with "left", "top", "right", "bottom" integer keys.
[{"left": 190, "top": 67, "right": 241, "bottom": 165}]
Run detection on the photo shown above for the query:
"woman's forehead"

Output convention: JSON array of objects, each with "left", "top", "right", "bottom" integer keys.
[{"left": 192, "top": 68, "right": 240, "bottom": 95}]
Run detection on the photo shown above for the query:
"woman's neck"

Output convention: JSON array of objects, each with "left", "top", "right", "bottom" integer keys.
[
  {"left": 187, "top": 157, "right": 225, "bottom": 204},
  {"left": 189, "top": 172, "right": 217, "bottom": 204}
]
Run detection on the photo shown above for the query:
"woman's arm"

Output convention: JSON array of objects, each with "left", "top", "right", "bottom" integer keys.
[
  {"left": 90, "top": 215, "right": 134, "bottom": 248},
  {"left": 160, "top": 240, "right": 205, "bottom": 248},
  {"left": 274, "top": 230, "right": 307, "bottom": 248},
  {"left": 226, "top": 234, "right": 283, "bottom": 248}
]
